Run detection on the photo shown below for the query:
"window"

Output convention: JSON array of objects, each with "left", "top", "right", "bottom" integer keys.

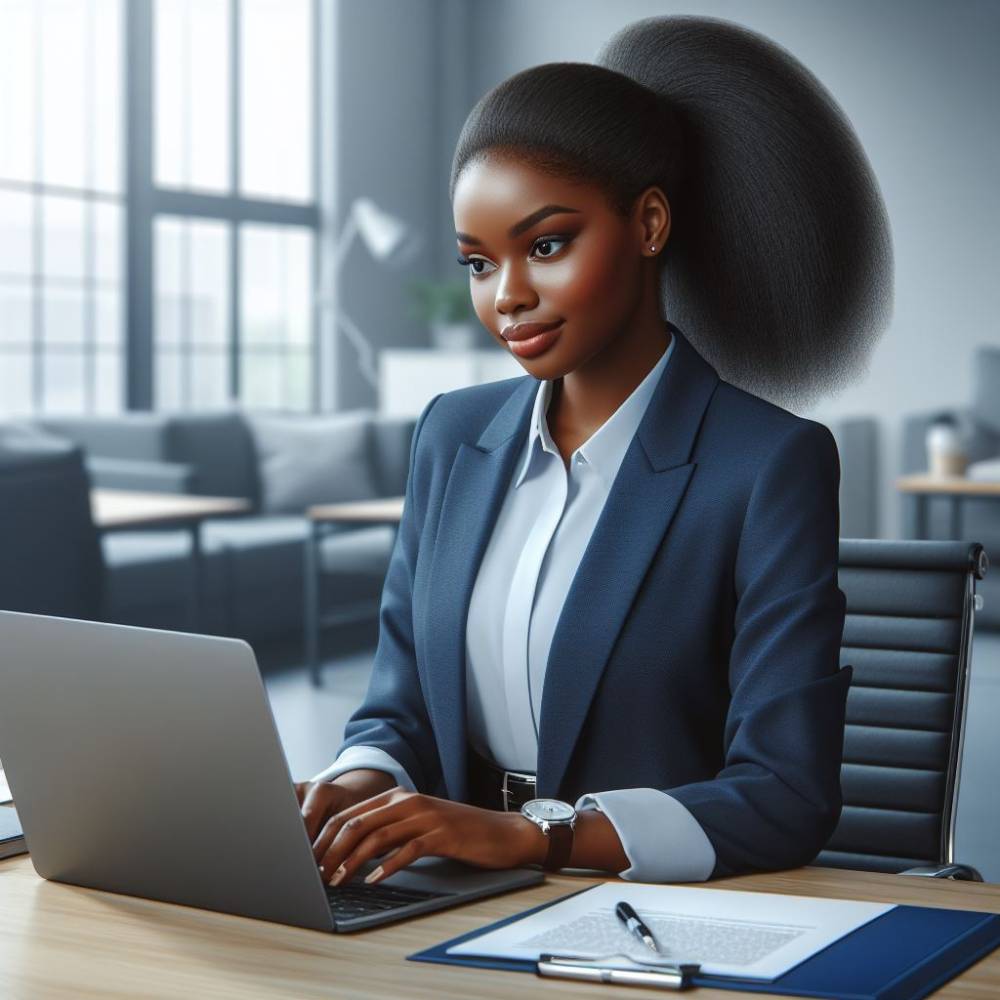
[
  {"left": 0, "top": 0, "right": 125, "bottom": 418},
  {"left": 0, "top": 0, "right": 320, "bottom": 418},
  {"left": 150, "top": 0, "right": 318, "bottom": 412}
]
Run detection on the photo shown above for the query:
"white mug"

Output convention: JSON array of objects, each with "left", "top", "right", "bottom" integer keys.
[{"left": 926, "top": 422, "right": 967, "bottom": 477}]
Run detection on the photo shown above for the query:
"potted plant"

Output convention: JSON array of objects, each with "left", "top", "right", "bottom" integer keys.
[{"left": 406, "top": 277, "right": 478, "bottom": 350}]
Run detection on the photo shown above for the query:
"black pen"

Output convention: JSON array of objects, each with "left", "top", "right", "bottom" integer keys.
[{"left": 615, "top": 900, "right": 661, "bottom": 955}]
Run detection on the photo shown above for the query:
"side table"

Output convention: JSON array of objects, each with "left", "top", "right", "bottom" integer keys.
[
  {"left": 897, "top": 473, "right": 1000, "bottom": 541},
  {"left": 304, "top": 497, "right": 404, "bottom": 686}
]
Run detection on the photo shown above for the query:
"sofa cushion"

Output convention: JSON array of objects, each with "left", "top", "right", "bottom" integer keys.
[
  {"left": 318, "top": 524, "right": 395, "bottom": 577},
  {"left": 247, "top": 411, "right": 379, "bottom": 513},
  {"left": 202, "top": 514, "right": 318, "bottom": 639},
  {"left": 86, "top": 456, "right": 195, "bottom": 493},
  {"left": 165, "top": 411, "right": 259, "bottom": 503},
  {"left": 39, "top": 414, "right": 169, "bottom": 461}
]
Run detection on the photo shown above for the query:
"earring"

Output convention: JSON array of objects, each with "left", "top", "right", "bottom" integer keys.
[{"left": 650, "top": 244, "right": 656, "bottom": 252}]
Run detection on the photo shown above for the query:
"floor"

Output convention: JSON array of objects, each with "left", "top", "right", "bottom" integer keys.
[{"left": 259, "top": 617, "right": 1000, "bottom": 883}]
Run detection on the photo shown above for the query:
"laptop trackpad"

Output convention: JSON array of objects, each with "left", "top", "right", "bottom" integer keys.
[{"left": 356, "top": 854, "right": 542, "bottom": 893}]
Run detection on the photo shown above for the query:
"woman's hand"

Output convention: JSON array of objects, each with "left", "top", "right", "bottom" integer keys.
[
  {"left": 309, "top": 787, "right": 548, "bottom": 886},
  {"left": 295, "top": 769, "right": 398, "bottom": 841}
]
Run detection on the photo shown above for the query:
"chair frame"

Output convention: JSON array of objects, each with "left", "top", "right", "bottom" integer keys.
[{"left": 902, "top": 544, "right": 988, "bottom": 881}]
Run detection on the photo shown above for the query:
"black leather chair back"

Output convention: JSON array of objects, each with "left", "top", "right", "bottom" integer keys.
[
  {"left": 815, "top": 538, "right": 987, "bottom": 873},
  {"left": 0, "top": 428, "right": 103, "bottom": 621}
]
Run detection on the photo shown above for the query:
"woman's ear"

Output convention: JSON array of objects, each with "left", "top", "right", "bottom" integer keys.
[{"left": 634, "top": 185, "right": 671, "bottom": 254}]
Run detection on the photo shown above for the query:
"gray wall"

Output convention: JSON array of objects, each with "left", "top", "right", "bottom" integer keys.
[
  {"left": 325, "top": 0, "right": 444, "bottom": 410},
  {"left": 334, "top": 0, "right": 999, "bottom": 540}
]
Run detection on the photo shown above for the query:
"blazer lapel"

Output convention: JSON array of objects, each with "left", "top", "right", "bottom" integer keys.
[
  {"left": 422, "top": 377, "right": 537, "bottom": 801},
  {"left": 535, "top": 324, "right": 720, "bottom": 797}
]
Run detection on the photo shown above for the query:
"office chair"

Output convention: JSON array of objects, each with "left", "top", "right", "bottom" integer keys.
[
  {"left": 815, "top": 538, "right": 988, "bottom": 880},
  {"left": 0, "top": 427, "right": 104, "bottom": 621}
]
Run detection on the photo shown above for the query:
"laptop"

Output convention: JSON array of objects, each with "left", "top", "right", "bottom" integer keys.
[{"left": 0, "top": 610, "right": 544, "bottom": 931}]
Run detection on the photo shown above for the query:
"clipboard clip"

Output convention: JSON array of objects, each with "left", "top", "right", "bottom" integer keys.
[{"left": 536, "top": 952, "right": 701, "bottom": 991}]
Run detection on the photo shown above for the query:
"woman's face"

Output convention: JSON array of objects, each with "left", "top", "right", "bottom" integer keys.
[{"left": 453, "top": 155, "right": 666, "bottom": 381}]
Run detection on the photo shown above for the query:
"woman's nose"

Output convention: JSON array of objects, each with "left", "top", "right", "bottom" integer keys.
[{"left": 495, "top": 265, "right": 537, "bottom": 317}]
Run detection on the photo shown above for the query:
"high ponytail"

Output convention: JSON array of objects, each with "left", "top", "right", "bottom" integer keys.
[{"left": 450, "top": 14, "right": 893, "bottom": 411}]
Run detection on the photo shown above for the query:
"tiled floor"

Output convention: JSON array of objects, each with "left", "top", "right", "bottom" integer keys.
[{"left": 261, "top": 618, "right": 1000, "bottom": 882}]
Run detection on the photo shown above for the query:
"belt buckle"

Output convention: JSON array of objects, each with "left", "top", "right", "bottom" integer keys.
[{"left": 501, "top": 768, "right": 536, "bottom": 812}]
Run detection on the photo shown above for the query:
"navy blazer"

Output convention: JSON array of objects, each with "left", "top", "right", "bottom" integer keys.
[{"left": 340, "top": 321, "right": 853, "bottom": 879}]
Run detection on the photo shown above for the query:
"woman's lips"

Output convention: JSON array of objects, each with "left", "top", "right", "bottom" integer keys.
[{"left": 505, "top": 322, "right": 563, "bottom": 359}]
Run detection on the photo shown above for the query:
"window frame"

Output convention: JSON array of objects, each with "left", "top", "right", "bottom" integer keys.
[
  {"left": 0, "top": 0, "right": 127, "bottom": 417},
  {"left": 125, "top": 0, "right": 322, "bottom": 412}
]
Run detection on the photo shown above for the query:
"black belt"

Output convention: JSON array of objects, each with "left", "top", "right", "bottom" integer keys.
[{"left": 467, "top": 747, "right": 537, "bottom": 812}]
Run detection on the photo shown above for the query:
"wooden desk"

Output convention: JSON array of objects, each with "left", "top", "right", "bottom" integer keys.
[
  {"left": 897, "top": 473, "right": 1000, "bottom": 541},
  {"left": 90, "top": 489, "right": 251, "bottom": 632},
  {"left": 1, "top": 855, "right": 998, "bottom": 998},
  {"left": 303, "top": 497, "right": 405, "bottom": 686}
]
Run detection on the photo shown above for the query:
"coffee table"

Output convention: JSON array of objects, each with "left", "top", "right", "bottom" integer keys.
[
  {"left": 91, "top": 489, "right": 251, "bottom": 632},
  {"left": 304, "top": 497, "right": 404, "bottom": 686}
]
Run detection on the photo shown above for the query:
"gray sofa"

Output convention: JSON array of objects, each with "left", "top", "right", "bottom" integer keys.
[
  {"left": 22, "top": 409, "right": 416, "bottom": 644},
  {"left": 901, "top": 343, "right": 1000, "bottom": 629}
]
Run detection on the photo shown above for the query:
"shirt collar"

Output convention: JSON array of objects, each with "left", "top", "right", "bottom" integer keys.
[{"left": 514, "top": 329, "right": 676, "bottom": 490}]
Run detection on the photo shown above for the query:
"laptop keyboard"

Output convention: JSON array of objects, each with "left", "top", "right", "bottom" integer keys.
[{"left": 325, "top": 880, "right": 448, "bottom": 922}]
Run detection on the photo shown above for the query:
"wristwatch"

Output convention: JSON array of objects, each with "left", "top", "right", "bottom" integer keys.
[{"left": 520, "top": 798, "right": 577, "bottom": 872}]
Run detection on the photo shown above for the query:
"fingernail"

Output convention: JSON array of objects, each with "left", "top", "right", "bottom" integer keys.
[
  {"left": 364, "top": 866, "right": 383, "bottom": 884},
  {"left": 331, "top": 865, "right": 346, "bottom": 885}
]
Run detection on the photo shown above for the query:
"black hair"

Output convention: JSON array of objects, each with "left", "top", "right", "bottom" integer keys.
[{"left": 449, "top": 15, "right": 893, "bottom": 411}]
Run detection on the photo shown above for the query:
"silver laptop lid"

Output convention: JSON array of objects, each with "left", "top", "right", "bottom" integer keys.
[{"left": 0, "top": 611, "right": 334, "bottom": 932}]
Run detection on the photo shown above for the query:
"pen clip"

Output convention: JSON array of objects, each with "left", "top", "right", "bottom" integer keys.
[{"left": 537, "top": 952, "right": 701, "bottom": 990}]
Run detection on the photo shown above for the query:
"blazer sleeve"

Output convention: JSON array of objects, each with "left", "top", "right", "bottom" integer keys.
[
  {"left": 666, "top": 419, "right": 853, "bottom": 878},
  {"left": 332, "top": 393, "right": 446, "bottom": 794}
]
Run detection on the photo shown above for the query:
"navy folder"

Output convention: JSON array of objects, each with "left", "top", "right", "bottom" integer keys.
[{"left": 408, "top": 885, "right": 1000, "bottom": 999}]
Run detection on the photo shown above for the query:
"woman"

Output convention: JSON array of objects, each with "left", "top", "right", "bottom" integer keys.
[{"left": 296, "top": 15, "right": 891, "bottom": 888}]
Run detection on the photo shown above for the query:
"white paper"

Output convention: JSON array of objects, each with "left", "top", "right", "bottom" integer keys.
[
  {"left": 448, "top": 882, "right": 895, "bottom": 981},
  {"left": 0, "top": 764, "right": 11, "bottom": 804}
]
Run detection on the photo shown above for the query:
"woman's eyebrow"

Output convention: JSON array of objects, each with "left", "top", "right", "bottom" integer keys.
[{"left": 455, "top": 204, "right": 581, "bottom": 246}]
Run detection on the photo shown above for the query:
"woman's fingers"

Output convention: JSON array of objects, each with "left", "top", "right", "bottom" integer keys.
[
  {"left": 319, "top": 815, "right": 433, "bottom": 886},
  {"left": 299, "top": 781, "right": 360, "bottom": 841},
  {"left": 299, "top": 783, "right": 331, "bottom": 841},
  {"left": 311, "top": 789, "right": 416, "bottom": 862},
  {"left": 364, "top": 832, "right": 439, "bottom": 884}
]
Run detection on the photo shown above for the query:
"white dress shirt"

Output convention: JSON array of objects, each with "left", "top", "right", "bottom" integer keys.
[{"left": 314, "top": 329, "right": 717, "bottom": 882}]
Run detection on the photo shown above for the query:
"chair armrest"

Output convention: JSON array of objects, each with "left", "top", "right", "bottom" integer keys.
[
  {"left": 899, "top": 863, "right": 984, "bottom": 881},
  {"left": 85, "top": 456, "right": 195, "bottom": 494}
]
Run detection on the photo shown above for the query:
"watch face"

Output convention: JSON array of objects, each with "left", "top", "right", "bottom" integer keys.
[{"left": 523, "top": 798, "right": 575, "bottom": 823}]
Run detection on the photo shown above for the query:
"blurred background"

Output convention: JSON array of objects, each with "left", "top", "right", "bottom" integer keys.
[{"left": 0, "top": 0, "right": 998, "bottom": 873}]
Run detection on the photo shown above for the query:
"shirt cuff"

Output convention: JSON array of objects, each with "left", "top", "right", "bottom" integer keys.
[
  {"left": 310, "top": 745, "right": 417, "bottom": 793},
  {"left": 574, "top": 788, "right": 716, "bottom": 883}
]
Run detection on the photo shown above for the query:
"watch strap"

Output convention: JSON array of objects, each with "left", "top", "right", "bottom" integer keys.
[{"left": 543, "top": 821, "right": 574, "bottom": 872}]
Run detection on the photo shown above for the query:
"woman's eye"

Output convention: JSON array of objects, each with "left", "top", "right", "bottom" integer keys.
[
  {"left": 532, "top": 236, "right": 569, "bottom": 258},
  {"left": 457, "top": 255, "right": 496, "bottom": 277}
]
